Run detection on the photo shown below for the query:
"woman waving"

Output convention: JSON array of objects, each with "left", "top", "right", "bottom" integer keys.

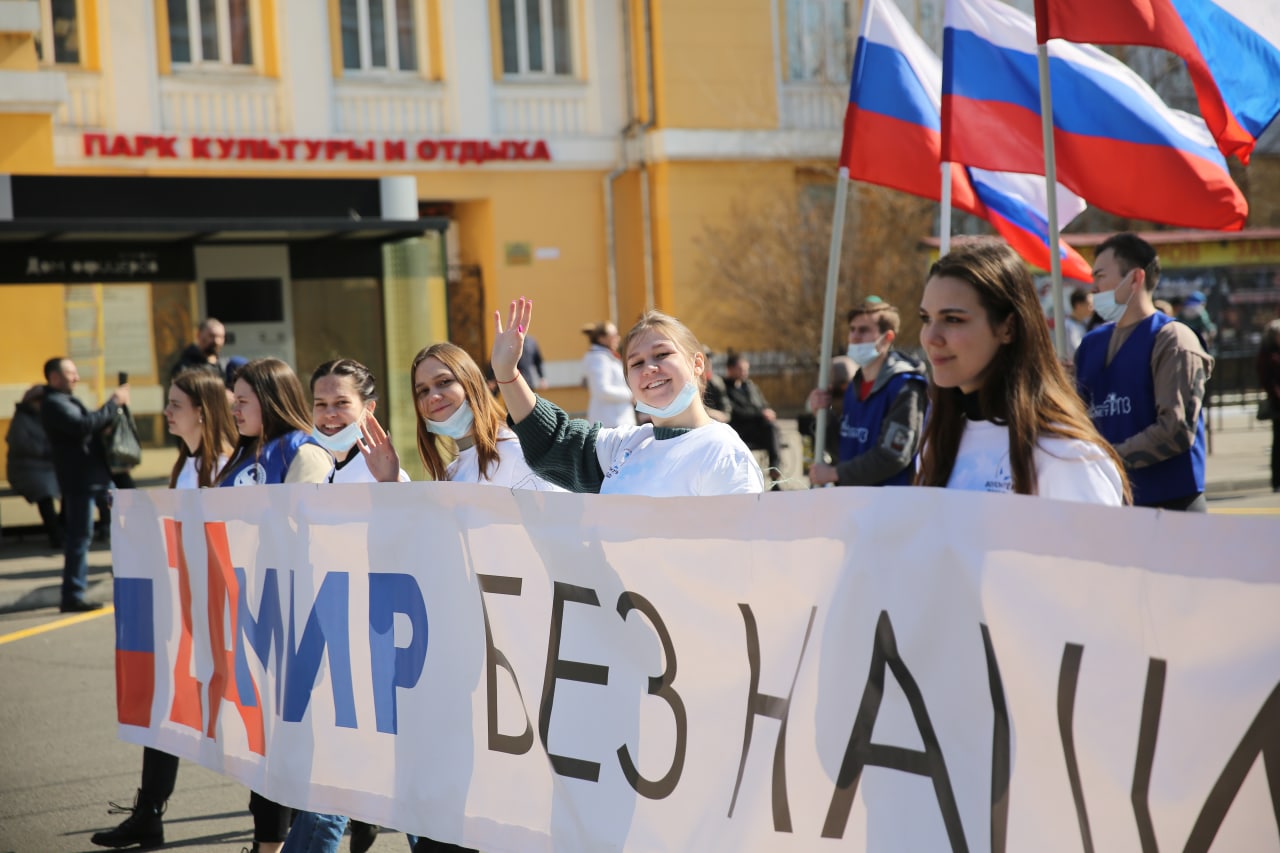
[{"left": 492, "top": 299, "right": 763, "bottom": 496}]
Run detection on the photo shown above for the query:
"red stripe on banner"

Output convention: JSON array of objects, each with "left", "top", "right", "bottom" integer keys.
[
  {"left": 944, "top": 95, "right": 1247, "bottom": 230},
  {"left": 116, "top": 649, "right": 155, "bottom": 727},
  {"left": 163, "top": 519, "right": 203, "bottom": 732},
  {"left": 841, "top": 105, "right": 984, "bottom": 216},
  {"left": 204, "top": 521, "right": 265, "bottom": 755}
]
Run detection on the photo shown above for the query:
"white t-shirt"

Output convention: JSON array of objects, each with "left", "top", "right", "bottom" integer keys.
[
  {"left": 330, "top": 448, "right": 410, "bottom": 484},
  {"left": 594, "top": 421, "right": 765, "bottom": 496},
  {"left": 174, "top": 454, "right": 228, "bottom": 490},
  {"left": 448, "top": 429, "right": 564, "bottom": 490},
  {"left": 945, "top": 419, "right": 1124, "bottom": 505}
]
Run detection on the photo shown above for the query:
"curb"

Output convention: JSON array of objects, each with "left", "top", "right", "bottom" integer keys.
[{"left": 1206, "top": 477, "right": 1274, "bottom": 497}]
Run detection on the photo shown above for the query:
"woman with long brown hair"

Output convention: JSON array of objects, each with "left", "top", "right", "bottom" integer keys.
[
  {"left": 217, "top": 357, "right": 332, "bottom": 488},
  {"left": 216, "top": 357, "right": 331, "bottom": 853},
  {"left": 916, "top": 240, "right": 1130, "bottom": 503},
  {"left": 391, "top": 341, "right": 557, "bottom": 488},
  {"left": 90, "top": 366, "right": 238, "bottom": 850}
]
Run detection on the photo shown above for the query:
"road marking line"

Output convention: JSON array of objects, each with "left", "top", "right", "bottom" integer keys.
[
  {"left": 1209, "top": 507, "right": 1280, "bottom": 515},
  {"left": 0, "top": 605, "right": 114, "bottom": 646}
]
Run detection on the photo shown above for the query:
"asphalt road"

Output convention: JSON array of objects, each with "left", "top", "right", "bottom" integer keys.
[{"left": 0, "top": 608, "right": 418, "bottom": 853}]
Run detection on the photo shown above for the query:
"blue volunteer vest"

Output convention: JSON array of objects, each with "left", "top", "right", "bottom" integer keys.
[
  {"left": 1076, "top": 313, "right": 1205, "bottom": 506},
  {"left": 219, "top": 431, "right": 320, "bottom": 487},
  {"left": 839, "top": 371, "right": 923, "bottom": 487}
]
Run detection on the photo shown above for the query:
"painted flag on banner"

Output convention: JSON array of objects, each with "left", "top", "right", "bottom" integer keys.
[
  {"left": 842, "top": 0, "right": 1092, "bottom": 281},
  {"left": 1034, "top": 0, "right": 1280, "bottom": 164},
  {"left": 942, "top": 0, "right": 1248, "bottom": 231}
]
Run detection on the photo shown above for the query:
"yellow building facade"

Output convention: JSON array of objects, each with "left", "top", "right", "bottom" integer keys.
[
  {"left": 3, "top": 0, "right": 1276, "bottom": 488},
  {"left": 0, "top": 0, "right": 881, "bottom": 480}
]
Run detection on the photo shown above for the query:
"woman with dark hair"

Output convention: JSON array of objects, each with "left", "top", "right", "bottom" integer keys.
[
  {"left": 916, "top": 240, "right": 1130, "bottom": 503},
  {"left": 310, "top": 358, "right": 407, "bottom": 484},
  {"left": 90, "top": 366, "right": 238, "bottom": 850},
  {"left": 217, "top": 357, "right": 331, "bottom": 853},
  {"left": 491, "top": 299, "right": 763, "bottom": 496},
  {"left": 581, "top": 320, "right": 635, "bottom": 428}
]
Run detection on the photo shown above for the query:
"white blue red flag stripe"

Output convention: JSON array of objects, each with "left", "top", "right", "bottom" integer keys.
[
  {"left": 943, "top": 0, "right": 1247, "bottom": 231},
  {"left": 1035, "top": 0, "right": 1280, "bottom": 163},
  {"left": 842, "top": 0, "right": 1092, "bottom": 281}
]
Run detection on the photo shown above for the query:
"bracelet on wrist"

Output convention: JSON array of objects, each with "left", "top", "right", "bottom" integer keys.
[{"left": 495, "top": 374, "right": 521, "bottom": 385}]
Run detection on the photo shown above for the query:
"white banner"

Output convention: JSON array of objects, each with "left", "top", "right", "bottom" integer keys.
[{"left": 110, "top": 484, "right": 1280, "bottom": 852}]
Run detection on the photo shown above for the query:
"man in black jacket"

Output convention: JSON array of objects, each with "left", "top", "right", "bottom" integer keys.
[
  {"left": 171, "top": 317, "right": 227, "bottom": 379},
  {"left": 40, "top": 357, "right": 129, "bottom": 612}
]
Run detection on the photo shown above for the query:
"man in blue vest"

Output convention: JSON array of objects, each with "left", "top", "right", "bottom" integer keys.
[
  {"left": 1075, "top": 233, "right": 1213, "bottom": 511},
  {"left": 806, "top": 297, "right": 927, "bottom": 487}
]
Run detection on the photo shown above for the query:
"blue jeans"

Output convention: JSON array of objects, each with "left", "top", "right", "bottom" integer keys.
[
  {"left": 282, "top": 811, "right": 426, "bottom": 852},
  {"left": 281, "top": 812, "right": 346, "bottom": 853},
  {"left": 60, "top": 489, "right": 96, "bottom": 606}
]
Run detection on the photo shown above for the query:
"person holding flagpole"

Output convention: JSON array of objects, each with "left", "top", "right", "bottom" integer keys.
[{"left": 807, "top": 297, "right": 927, "bottom": 488}]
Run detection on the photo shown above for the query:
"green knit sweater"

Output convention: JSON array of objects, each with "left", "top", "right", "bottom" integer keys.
[{"left": 508, "top": 397, "right": 690, "bottom": 493}]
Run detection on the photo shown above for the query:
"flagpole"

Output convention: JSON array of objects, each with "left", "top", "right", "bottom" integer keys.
[
  {"left": 1037, "top": 44, "right": 1068, "bottom": 359},
  {"left": 939, "top": 162, "right": 952, "bottom": 255},
  {"left": 813, "top": 166, "right": 850, "bottom": 476}
]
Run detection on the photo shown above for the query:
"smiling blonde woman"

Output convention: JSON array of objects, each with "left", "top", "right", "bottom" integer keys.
[{"left": 491, "top": 299, "right": 763, "bottom": 496}]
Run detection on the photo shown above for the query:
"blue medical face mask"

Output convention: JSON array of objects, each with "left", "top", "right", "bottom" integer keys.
[
  {"left": 312, "top": 415, "right": 366, "bottom": 454},
  {"left": 424, "top": 399, "right": 474, "bottom": 440},
  {"left": 846, "top": 334, "right": 884, "bottom": 367},
  {"left": 1093, "top": 272, "right": 1134, "bottom": 323},
  {"left": 635, "top": 381, "right": 698, "bottom": 419}
]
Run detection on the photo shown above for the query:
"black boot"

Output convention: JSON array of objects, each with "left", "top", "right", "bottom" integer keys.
[
  {"left": 350, "top": 820, "right": 380, "bottom": 853},
  {"left": 90, "top": 789, "right": 165, "bottom": 849}
]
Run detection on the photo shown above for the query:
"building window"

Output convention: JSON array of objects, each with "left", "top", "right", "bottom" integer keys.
[
  {"left": 498, "top": 0, "right": 573, "bottom": 77},
  {"left": 786, "top": 0, "right": 854, "bottom": 83},
  {"left": 36, "top": 0, "right": 81, "bottom": 65},
  {"left": 168, "top": 0, "right": 254, "bottom": 67},
  {"left": 340, "top": 0, "right": 418, "bottom": 72}
]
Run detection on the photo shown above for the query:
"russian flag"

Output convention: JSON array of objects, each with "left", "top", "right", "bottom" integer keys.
[
  {"left": 1035, "top": 0, "right": 1280, "bottom": 164},
  {"left": 842, "top": 0, "right": 1092, "bottom": 281},
  {"left": 943, "top": 0, "right": 1247, "bottom": 231},
  {"left": 114, "top": 577, "right": 156, "bottom": 728}
]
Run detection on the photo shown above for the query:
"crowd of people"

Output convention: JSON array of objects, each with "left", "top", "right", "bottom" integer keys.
[{"left": 9, "top": 233, "right": 1269, "bottom": 850}]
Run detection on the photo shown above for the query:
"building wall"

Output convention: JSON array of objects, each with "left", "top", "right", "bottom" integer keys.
[
  {"left": 654, "top": 0, "right": 779, "bottom": 130},
  {"left": 3, "top": 0, "right": 1278, "bottom": 487}
]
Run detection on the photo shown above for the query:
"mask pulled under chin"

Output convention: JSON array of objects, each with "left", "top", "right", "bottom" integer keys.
[
  {"left": 425, "top": 399, "right": 475, "bottom": 440},
  {"left": 635, "top": 381, "right": 698, "bottom": 419},
  {"left": 312, "top": 418, "right": 365, "bottom": 454}
]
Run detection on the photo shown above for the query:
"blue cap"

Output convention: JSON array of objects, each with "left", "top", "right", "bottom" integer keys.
[{"left": 1186, "top": 291, "right": 1206, "bottom": 306}]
